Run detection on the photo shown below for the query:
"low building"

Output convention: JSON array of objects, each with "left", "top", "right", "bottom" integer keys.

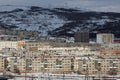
[
  {"left": 0, "top": 35, "right": 21, "bottom": 41},
  {"left": 0, "top": 41, "right": 18, "bottom": 50},
  {"left": 0, "top": 29, "right": 39, "bottom": 41},
  {"left": 77, "top": 49, "right": 120, "bottom": 75},
  {"left": 9, "top": 55, "right": 73, "bottom": 74},
  {"left": 78, "top": 57, "right": 120, "bottom": 75}
]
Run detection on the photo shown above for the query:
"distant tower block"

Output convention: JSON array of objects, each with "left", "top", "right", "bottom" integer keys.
[
  {"left": 97, "top": 33, "right": 114, "bottom": 44},
  {"left": 74, "top": 32, "right": 89, "bottom": 43}
]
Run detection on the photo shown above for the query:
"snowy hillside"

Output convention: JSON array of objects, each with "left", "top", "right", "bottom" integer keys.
[
  {"left": 0, "top": 6, "right": 120, "bottom": 38},
  {"left": 0, "top": 6, "right": 66, "bottom": 36}
]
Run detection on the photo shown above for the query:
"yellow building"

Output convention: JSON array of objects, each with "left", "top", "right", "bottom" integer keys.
[
  {"left": 8, "top": 55, "right": 73, "bottom": 74},
  {"left": 78, "top": 55, "right": 120, "bottom": 75}
]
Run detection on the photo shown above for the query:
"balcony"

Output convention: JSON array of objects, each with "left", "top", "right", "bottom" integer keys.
[
  {"left": 109, "top": 67, "right": 117, "bottom": 69},
  {"left": 112, "top": 61, "right": 117, "bottom": 63},
  {"left": 97, "top": 59, "right": 102, "bottom": 63},
  {"left": 56, "top": 65, "right": 62, "bottom": 68},
  {"left": 82, "top": 64, "right": 87, "bottom": 68}
]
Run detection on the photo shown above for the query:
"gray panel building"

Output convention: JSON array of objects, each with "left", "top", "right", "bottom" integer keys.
[{"left": 74, "top": 32, "right": 89, "bottom": 43}]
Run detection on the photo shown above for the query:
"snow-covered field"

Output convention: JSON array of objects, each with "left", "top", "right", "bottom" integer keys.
[
  {"left": 8, "top": 73, "right": 120, "bottom": 80},
  {"left": 1, "top": 72, "right": 120, "bottom": 80},
  {"left": 7, "top": 73, "right": 85, "bottom": 80}
]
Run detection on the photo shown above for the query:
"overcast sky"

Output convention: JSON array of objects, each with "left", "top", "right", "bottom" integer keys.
[{"left": 0, "top": 0, "right": 120, "bottom": 12}]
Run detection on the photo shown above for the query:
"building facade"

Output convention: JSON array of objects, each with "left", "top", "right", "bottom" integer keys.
[
  {"left": 0, "top": 56, "right": 5, "bottom": 72},
  {"left": 74, "top": 32, "right": 89, "bottom": 43},
  {"left": 78, "top": 58, "right": 120, "bottom": 75},
  {"left": 97, "top": 33, "right": 114, "bottom": 44},
  {"left": 0, "top": 41, "right": 18, "bottom": 50},
  {"left": 0, "top": 29, "right": 39, "bottom": 41},
  {"left": 8, "top": 55, "right": 73, "bottom": 74}
]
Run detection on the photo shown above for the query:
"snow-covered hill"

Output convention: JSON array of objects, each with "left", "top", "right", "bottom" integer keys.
[
  {"left": 0, "top": 6, "right": 120, "bottom": 38},
  {"left": 0, "top": 6, "right": 67, "bottom": 36}
]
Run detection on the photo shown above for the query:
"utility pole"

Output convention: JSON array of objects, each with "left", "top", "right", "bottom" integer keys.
[
  {"left": 23, "top": 49, "right": 27, "bottom": 80},
  {"left": 84, "top": 58, "right": 89, "bottom": 80},
  {"left": 48, "top": 73, "right": 51, "bottom": 80},
  {"left": 63, "top": 72, "right": 65, "bottom": 80},
  {"left": 25, "top": 57, "right": 27, "bottom": 80},
  {"left": 85, "top": 64, "right": 89, "bottom": 80}
]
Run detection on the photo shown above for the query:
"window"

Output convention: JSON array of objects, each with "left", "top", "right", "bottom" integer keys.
[
  {"left": 56, "top": 59, "right": 62, "bottom": 65},
  {"left": 44, "top": 64, "right": 48, "bottom": 68}
]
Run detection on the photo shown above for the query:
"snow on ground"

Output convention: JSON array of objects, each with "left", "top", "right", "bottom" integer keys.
[
  {"left": 0, "top": 8, "right": 66, "bottom": 36},
  {"left": 86, "top": 18, "right": 114, "bottom": 26},
  {"left": 8, "top": 73, "right": 85, "bottom": 80},
  {"left": 11, "top": 73, "right": 120, "bottom": 80},
  {"left": 1, "top": 72, "right": 120, "bottom": 80}
]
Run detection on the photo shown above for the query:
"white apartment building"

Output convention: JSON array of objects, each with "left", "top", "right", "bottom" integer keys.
[
  {"left": 97, "top": 33, "right": 114, "bottom": 44},
  {"left": 38, "top": 47, "right": 96, "bottom": 56}
]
